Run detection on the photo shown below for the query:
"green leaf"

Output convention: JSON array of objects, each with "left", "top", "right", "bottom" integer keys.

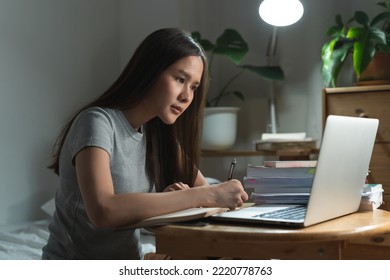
[
  {"left": 321, "top": 39, "right": 352, "bottom": 87},
  {"left": 377, "top": 1, "right": 390, "bottom": 9},
  {"left": 348, "top": 27, "right": 386, "bottom": 75},
  {"left": 378, "top": 43, "right": 390, "bottom": 53},
  {"left": 354, "top": 11, "right": 370, "bottom": 26},
  {"left": 199, "top": 39, "right": 215, "bottom": 52},
  {"left": 371, "top": 11, "right": 390, "bottom": 27},
  {"left": 321, "top": 1, "right": 390, "bottom": 87},
  {"left": 232, "top": 91, "right": 245, "bottom": 101},
  {"left": 327, "top": 25, "right": 344, "bottom": 37},
  {"left": 239, "top": 65, "right": 285, "bottom": 81},
  {"left": 190, "top": 31, "right": 215, "bottom": 51},
  {"left": 321, "top": 40, "right": 337, "bottom": 87},
  {"left": 191, "top": 31, "right": 201, "bottom": 41},
  {"left": 212, "top": 29, "right": 249, "bottom": 64},
  {"left": 370, "top": 27, "right": 387, "bottom": 44},
  {"left": 335, "top": 14, "right": 344, "bottom": 26}
]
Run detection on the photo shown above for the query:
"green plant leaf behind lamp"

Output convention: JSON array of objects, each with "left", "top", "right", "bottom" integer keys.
[{"left": 258, "top": 0, "right": 304, "bottom": 134}]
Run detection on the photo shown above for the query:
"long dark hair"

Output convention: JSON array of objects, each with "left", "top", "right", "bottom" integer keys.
[{"left": 48, "top": 28, "right": 209, "bottom": 192}]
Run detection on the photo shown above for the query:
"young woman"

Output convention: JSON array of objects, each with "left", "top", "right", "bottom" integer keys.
[{"left": 42, "top": 28, "right": 248, "bottom": 260}]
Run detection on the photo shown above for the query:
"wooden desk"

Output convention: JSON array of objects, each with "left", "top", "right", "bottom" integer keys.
[{"left": 150, "top": 210, "right": 390, "bottom": 260}]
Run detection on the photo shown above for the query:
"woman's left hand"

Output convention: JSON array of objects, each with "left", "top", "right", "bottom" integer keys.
[{"left": 163, "top": 182, "right": 190, "bottom": 192}]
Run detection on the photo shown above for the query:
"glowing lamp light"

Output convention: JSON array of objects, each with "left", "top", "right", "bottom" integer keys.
[{"left": 259, "top": 0, "right": 304, "bottom": 27}]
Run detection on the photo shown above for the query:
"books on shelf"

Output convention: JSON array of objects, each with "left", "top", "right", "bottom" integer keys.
[
  {"left": 251, "top": 192, "right": 310, "bottom": 204},
  {"left": 245, "top": 161, "right": 384, "bottom": 211},
  {"left": 260, "top": 132, "right": 307, "bottom": 141},
  {"left": 251, "top": 184, "right": 384, "bottom": 210},
  {"left": 244, "top": 177, "right": 313, "bottom": 193},
  {"left": 128, "top": 207, "right": 228, "bottom": 228},
  {"left": 247, "top": 163, "right": 316, "bottom": 178},
  {"left": 253, "top": 138, "right": 317, "bottom": 151},
  {"left": 263, "top": 160, "right": 317, "bottom": 168},
  {"left": 359, "top": 184, "right": 384, "bottom": 211},
  {"left": 244, "top": 162, "right": 316, "bottom": 196}
]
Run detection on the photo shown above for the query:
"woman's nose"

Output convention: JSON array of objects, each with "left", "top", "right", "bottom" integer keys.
[{"left": 179, "top": 87, "right": 192, "bottom": 103}]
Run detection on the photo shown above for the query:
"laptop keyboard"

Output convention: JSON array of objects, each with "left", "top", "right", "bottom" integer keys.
[{"left": 255, "top": 206, "right": 307, "bottom": 220}]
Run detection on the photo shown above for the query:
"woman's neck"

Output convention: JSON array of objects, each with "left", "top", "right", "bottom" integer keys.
[{"left": 122, "top": 102, "right": 154, "bottom": 132}]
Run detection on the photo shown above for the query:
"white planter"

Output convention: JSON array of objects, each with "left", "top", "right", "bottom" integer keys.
[{"left": 201, "top": 107, "right": 240, "bottom": 150}]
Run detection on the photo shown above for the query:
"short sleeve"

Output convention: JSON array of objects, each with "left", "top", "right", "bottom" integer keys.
[{"left": 68, "top": 107, "right": 114, "bottom": 162}]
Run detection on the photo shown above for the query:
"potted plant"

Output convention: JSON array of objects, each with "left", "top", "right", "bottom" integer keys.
[
  {"left": 321, "top": 1, "right": 390, "bottom": 87},
  {"left": 191, "top": 29, "right": 284, "bottom": 150}
]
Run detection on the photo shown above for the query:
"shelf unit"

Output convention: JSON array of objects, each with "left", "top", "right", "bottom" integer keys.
[{"left": 323, "top": 85, "right": 390, "bottom": 211}]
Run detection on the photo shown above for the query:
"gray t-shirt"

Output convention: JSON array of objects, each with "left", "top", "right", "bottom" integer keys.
[{"left": 42, "top": 107, "right": 153, "bottom": 259}]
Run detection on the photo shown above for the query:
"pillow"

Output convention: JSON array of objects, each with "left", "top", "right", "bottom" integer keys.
[{"left": 41, "top": 198, "right": 55, "bottom": 217}]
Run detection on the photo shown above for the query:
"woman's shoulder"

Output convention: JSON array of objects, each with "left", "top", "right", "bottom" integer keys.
[
  {"left": 74, "top": 107, "right": 136, "bottom": 137},
  {"left": 71, "top": 107, "right": 119, "bottom": 130},
  {"left": 76, "top": 107, "right": 121, "bottom": 123},
  {"left": 80, "top": 106, "right": 115, "bottom": 117}
]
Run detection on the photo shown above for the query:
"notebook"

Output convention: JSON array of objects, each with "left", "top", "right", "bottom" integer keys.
[{"left": 211, "top": 115, "right": 379, "bottom": 227}]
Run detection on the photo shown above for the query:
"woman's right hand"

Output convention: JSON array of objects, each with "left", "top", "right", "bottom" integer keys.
[{"left": 210, "top": 179, "right": 249, "bottom": 210}]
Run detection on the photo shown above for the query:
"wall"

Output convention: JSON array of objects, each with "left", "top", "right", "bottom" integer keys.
[
  {"left": 0, "top": 0, "right": 119, "bottom": 225},
  {"left": 0, "top": 0, "right": 377, "bottom": 225},
  {"left": 193, "top": 0, "right": 377, "bottom": 181}
]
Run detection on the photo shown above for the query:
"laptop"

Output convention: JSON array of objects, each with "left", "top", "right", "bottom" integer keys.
[{"left": 211, "top": 115, "right": 379, "bottom": 227}]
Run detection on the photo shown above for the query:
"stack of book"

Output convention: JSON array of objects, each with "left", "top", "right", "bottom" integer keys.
[
  {"left": 359, "top": 183, "right": 384, "bottom": 211},
  {"left": 244, "top": 160, "right": 317, "bottom": 204},
  {"left": 244, "top": 160, "right": 384, "bottom": 211},
  {"left": 254, "top": 139, "right": 317, "bottom": 152}
]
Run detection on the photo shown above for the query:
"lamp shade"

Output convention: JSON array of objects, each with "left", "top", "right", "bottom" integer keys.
[{"left": 259, "top": 0, "right": 304, "bottom": 27}]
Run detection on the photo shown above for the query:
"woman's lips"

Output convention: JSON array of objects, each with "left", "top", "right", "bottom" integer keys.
[{"left": 171, "top": 105, "right": 183, "bottom": 115}]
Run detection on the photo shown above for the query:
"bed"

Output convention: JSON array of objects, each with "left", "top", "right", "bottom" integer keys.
[
  {"left": 0, "top": 177, "right": 221, "bottom": 260},
  {"left": 0, "top": 199, "right": 156, "bottom": 260}
]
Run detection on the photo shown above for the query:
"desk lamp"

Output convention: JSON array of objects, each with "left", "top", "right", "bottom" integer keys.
[{"left": 258, "top": 0, "right": 304, "bottom": 134}]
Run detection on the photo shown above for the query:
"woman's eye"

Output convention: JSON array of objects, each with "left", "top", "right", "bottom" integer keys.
[
  {"left": 191, "top": 85, "right": 198, "bottom": 92},
  {"left": 177, "top": 77, "right": 185, "bottom": 84}
]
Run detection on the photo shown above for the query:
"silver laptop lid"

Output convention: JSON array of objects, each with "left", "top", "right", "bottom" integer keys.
[{"left": 304, "top": 115, "right": 379, "bottom": 226}]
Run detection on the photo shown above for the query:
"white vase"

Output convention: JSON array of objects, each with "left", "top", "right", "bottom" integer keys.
[{"left": 201, "top": 107, "right": 240, "bottom": 150}]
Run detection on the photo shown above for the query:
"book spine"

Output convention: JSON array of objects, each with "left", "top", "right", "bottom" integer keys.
[{"left": 263, "top": 160, "right": 317, "bottom": 168}]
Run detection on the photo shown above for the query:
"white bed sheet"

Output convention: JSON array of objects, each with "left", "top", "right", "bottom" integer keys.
[
  {"left": 0, "top": 219, "right": 156, "bottom": 260},
  {"left": 0, "top": 199, "right": 156, "bottom": 259},
  {"left": 0, "top": 219, "right": 50, "bottom": 260}
]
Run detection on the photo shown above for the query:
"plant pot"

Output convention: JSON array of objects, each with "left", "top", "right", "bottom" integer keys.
[
  {"left": 357, "top": 52, "right": 390, "bottom": 86},
  {"left": 201, "top": 107, "right": 240, "bottom": 151}
]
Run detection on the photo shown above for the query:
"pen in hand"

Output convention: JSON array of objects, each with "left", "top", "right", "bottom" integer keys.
[{"left": 227, "top": 158, "right": 236, "bottom": 180}]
